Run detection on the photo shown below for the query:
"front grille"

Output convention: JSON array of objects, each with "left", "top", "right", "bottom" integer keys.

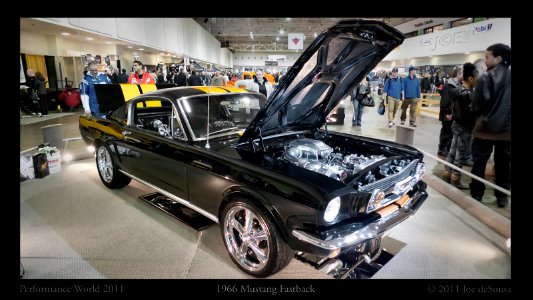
[{"left": 358, "top": 159, "right": 419, "bottom": 193}]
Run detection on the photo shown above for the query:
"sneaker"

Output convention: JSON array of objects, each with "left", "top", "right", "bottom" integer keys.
[
  {"left": 472, "top": 195, "right": 483, "bottom": 202},
  {"left": 357, "top": 123, "right": 362, "bottom": 126},
  {"left": 410, "top": 123, "right": 417, "bottom": 127},
  {"left": 437, "top": 150, "right": 448, "bottom": 158},
  {"left": 497, "top": 197, "right": 508, "bottom": 208},
  {"left": 388, "top": 121, "right": 394, "bottom": 128}
]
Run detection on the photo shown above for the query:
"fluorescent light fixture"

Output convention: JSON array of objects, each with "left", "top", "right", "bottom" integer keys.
[
  {"left": 279, "top": 28, "right": 284, "bottom": 34},
  {"left": 465, "top": 52, "right": 470, "bottom": 54},
  {"left": 127, "top": 46, "right": 133, "bottom": 49},
  {"left": 85, "top": 37, "right": 94, "bottom": 41},
  {"left": 314, "top": 32, "right": 318, "bottom": 37},
  {"left": 138, "top": 48, "right": 144, "bottom": 51},
  {"left": 105, "top": 41, "right": 112, "bottom": 44},
  {"left": 429, "top": 56, "right": 433, "bottom": 57},
  {"left": 61, "top": 32, "right": 71, "bottom": 36},
  {"left": 286, "top": 18, "right": 291, "bottom": 21}
]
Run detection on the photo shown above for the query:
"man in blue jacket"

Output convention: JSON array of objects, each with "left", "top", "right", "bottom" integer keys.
[
  {"left": 382, "top": 67, "right": 403, "bottom": 127},
  {"left": 80, "top": 62, "right": 111, "bottom": 117},
  {"left": 400, "top": 66, "right": 421, "bottom": 127}
]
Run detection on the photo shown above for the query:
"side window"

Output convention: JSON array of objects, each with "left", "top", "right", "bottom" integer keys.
[
  {"left": 131, "top": 98, "right": 175, "bottom": 139},
  {"left": 172, "top": 106, "right": 186, "bottom": 140}
]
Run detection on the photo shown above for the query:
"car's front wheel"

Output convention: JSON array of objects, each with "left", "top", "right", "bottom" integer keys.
[
  {"left": 221, "top": 198, "right": 294, "bottom": 277},
  {"left": 95, "top": 144, "right": 131, "bottom": 189}
]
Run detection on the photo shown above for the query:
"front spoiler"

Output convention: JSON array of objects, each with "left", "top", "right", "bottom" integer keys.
[{"left": 291, "top": 188, "right": 428, "bottom": 257}]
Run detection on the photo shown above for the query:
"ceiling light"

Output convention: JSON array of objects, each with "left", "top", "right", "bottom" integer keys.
[
  {"left": 160, "top": 53, "right": 165, "bottom": 55},
  {"left": 429, "top": 56, "right": 433, "bottom": 58},
  {"left": 127, "top": 46, "right": 133, "bottom": 49},
  {"left": 85, "top": 37, "right": 94, "bottom": 41},
  {"left": 172, "top": 56, "right": 176, "bottom": 58},
  {"left": 105, "top": 41, "right": 112, "bottom": 44},
  {"left": 138, "top": 48, "right": 144, "bottom": 51},
  {"left": 276, "top": 37, "right": 280, "bottom": 41},
  {"left": 286, "top": 18, "right": 291, "bottom": 21},
  {"left": 279, "top": 28, "right": 284, "bottom": 34},
  {"left": 61, "top": 32, "right": 71, "bottom": 36},
  {"left": 465, "top": 52, "right": 470, "bottom": 54},
  {"left": 314, "top": 32, "right": 317, "bottom": 37}
]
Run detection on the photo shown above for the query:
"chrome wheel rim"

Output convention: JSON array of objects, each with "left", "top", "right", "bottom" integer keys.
[
  {"left": 97, "top": 146, "right": 113, "bottom": 183},
  {"left": 223, "top": 205, "right": 270, "bottom": 272}
]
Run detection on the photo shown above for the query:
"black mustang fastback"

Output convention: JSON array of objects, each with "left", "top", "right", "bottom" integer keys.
[{"left": 80, "top": 20, "right": 428, "bottom": 277}]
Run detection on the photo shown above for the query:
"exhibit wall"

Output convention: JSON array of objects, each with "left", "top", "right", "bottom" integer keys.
[{"left": 32, "top": 18, "right": 231, "bottom": 67}]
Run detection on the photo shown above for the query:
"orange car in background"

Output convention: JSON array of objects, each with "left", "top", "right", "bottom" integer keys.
[{"left": 241, "top": 71, "right": 276, "bottom": 84}]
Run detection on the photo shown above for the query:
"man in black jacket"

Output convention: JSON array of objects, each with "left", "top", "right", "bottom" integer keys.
[
  {"left": 469, "top": 43, "right": 511, "bottom": 207},
  {"left": 443, "top": 63, "right": 478, "bottom": 189},
  {"left": 438, "top": 66, "right": 463, "bottom": 157}
]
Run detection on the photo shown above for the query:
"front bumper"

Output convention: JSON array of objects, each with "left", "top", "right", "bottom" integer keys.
[{"left": 291, "top": 186, "right": 428, "bottom": 257}]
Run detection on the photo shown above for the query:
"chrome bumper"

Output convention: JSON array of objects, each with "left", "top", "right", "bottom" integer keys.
[{"left": 291, "top": 189, "right": 427, "bottom": 254}]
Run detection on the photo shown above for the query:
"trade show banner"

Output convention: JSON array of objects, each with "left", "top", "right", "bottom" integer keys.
[
  {"left": 384, "top": 18, "right": 511, "bottom": 60},
  {"left": 288, "top": 33, "right": 304, "bottom": 50}
]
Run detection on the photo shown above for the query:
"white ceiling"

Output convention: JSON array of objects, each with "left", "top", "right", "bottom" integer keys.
[{"left": 193, "top": 18, "right": 416, "bottom": 51}]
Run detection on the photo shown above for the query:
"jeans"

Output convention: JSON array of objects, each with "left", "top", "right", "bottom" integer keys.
[
  {"left": 352, "top": 99, "right": 363, "bottom": 125},
  {"left": 469, "top": 138, "right": 511, "bottom": 200},
  {"left": 444, "top": 122, "right": 473, "bottom": 175},
  {"left": 438, "top": 119, "right": 453, "bottom": 154}
]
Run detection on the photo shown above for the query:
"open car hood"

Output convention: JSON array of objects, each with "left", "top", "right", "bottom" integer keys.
[{"left": 238, "top": 20, "right": 404, "bottom": 144}]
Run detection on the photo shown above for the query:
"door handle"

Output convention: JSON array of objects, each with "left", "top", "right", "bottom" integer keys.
[{"left": 192, "top": 160, "right": 212, "bottom": 171}]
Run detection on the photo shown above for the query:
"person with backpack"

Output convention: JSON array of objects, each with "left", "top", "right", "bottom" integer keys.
[
  {"left": 382, "top": 67, "right": 403, "bottom": 127},
  {"left": 443, "top": 63, "right": 478, "bottom": 189}
]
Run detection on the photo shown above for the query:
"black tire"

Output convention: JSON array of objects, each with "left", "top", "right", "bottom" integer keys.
[
  {"left": 95, "top": 143, "right": 131, "bottom": 189},
  {"left": 221, "top": 198, "right": 294, "bottom": 277}
]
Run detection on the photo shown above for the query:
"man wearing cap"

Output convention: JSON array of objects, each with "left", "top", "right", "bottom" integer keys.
[
  {"left": 382, "top": 67, "right": 403, "bottom": 127},
  {"left": 401, "top": 66, "right": 421, "bottom": 127}
]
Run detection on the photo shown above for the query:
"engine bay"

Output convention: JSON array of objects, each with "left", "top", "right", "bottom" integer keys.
[{"left": 272, "top": 137, "right": 413, "bottom": 188}]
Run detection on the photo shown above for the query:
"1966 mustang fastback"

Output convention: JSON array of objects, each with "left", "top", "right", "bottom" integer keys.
[{"left": 80, "top": 20, "right": 427, "bottom": 277}]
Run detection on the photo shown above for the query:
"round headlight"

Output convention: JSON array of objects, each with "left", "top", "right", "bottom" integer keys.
[{"left": 324, "top": 197, "right": 341, "bottom": 222}]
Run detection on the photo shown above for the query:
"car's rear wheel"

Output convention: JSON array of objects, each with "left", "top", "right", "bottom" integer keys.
[
  {"left": 221, "top": 198, "right": 294, "bottom": 277},
  {"left": 96, "top": 144, "right": 131, "bottom": 189}
]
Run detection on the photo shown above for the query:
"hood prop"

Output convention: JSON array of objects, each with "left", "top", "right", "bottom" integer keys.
[{"left": 251, "top": 127, "right": 266, "bottom": 152}]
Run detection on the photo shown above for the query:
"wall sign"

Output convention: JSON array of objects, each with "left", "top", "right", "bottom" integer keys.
[
  {"left": 288, "top": 33, "right": 304, "bottom": 50},
  {"left": 265, "top": 61, "right": 278, "bottom": 66}
]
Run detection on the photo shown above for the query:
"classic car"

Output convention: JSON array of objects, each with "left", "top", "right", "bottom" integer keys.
[{"left": 80, "top": 20, "right": 428, "bottom": 277}]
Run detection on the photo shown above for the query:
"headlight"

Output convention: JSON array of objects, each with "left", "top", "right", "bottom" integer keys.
[
  {"left": 324, "top": 197, "right": 341, "bottom": 222},
  {"left": 416, "top": 162, "right": 425, "bottom": 179}
]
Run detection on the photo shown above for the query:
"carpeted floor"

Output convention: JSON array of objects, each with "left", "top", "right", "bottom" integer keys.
[
  {"left": 20, "top": 112, "right": 76, "bottom": 126},
  {"left": 20, "top": 159, "right": 510, "bottom": 279}
]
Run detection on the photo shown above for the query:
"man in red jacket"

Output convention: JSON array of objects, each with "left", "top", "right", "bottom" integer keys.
[
  {"left": 128, "top": 60, "right": 155, "bottom": 84},
  {"left": 58, "top": 84, "right": 81, "bottom": 111}
]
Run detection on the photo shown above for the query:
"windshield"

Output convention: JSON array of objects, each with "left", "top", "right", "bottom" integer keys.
[{"left": 179, "top": 93, "right": 267, "bottom": 139}]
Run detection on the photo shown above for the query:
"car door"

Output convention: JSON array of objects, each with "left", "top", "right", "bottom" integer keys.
[{"left": 114, "top": 96, "right": 189, "bottom": 200}]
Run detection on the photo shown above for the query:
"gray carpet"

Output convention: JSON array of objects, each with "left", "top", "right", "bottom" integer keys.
[
  {"left": 20, "top": 112, "right": 76, "bottom": 125},
  {"left": 20, "top": 159, "right": 510, "bottom": 279}
]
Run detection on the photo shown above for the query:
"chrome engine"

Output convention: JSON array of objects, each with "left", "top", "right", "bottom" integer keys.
[{"left": 282, "top": 138, "right": 410, "bottom": 183}]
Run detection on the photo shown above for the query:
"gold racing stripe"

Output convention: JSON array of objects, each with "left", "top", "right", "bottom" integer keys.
[
  {"left": 139, "top": 84, "right": 160, "bottom": 107},
  {"left": 120, "top": 84, "right": 141, "bottom": 101}
]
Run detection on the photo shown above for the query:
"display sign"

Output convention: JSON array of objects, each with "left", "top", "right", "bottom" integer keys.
[
  {"left": 265, "top": 61, "right": 278, "bottom": 66},
  {"left": 395, "top": 18, "right": 462, "bottom": 33},
  {"left": 268, "top": 55, "right": 286, "bottom": 62},
  {"left": 288, "top": 33, "right": 304, "bottom": 50}
]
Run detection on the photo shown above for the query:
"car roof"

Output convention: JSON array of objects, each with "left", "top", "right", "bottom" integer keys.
[{"left": 141, "top": 86, "right": 250, "bottom": 100}]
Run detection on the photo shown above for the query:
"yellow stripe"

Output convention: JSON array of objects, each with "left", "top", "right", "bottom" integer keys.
[
  {"left": 223, "top": 86, "right": 248, "bottom": 93},
  {"left": 139, "top": 84, "right": 158, "bottom": 93},
  {"left": 192, "top": 86, "right": 230, "bottom": 94},
  {"left": 120, "top": 84, "right": 141, "bottom": 101}
]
